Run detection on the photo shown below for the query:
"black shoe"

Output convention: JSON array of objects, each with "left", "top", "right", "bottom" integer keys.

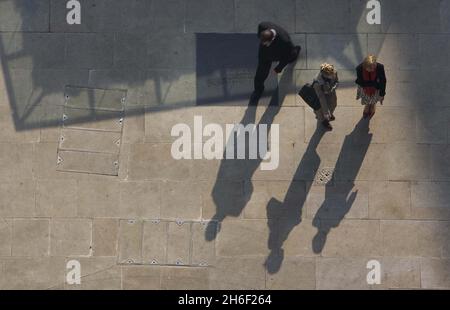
[
  {"left": 322, "top": 120, "right": 333, "bottom": 131},
  {"left": 289, "top": 46, "right": 301, "bottom": 63}
]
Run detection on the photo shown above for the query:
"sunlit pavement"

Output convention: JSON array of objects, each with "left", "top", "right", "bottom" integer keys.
[{"left": 0, "top": 0, "right": 449, "bottom": 289}]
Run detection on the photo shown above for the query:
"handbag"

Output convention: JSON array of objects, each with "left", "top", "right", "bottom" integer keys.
[{"left": 298, "top": 82, "right": 321, "bottom": 111}]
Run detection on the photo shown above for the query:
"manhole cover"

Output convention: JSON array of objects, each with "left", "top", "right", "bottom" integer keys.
[{"left": 315, "top": 168, "right": 334, "bottom": 185}]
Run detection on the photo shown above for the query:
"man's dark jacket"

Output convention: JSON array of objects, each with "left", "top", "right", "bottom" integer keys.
[
  {"left": 355, "top": 63, "right": 387, "bottom": 97},
  {"left": 257, "top": 22, "right": 295, "bottom": 72}
]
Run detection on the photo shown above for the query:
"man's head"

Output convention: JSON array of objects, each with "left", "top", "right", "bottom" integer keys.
[{"left": 261, "top": 29, "right": 275, "bottom": 46}]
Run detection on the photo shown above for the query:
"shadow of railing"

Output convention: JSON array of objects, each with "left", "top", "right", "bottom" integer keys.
[{"left": 0, "top": 1, "right": 384, "bottom": 133}]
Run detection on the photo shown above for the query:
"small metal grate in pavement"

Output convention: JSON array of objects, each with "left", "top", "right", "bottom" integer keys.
[{"left": 315, "top": 167, "right": 334, "bottom": 185}]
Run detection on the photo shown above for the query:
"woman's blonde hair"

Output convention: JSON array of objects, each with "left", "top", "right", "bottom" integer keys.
[
  {"left": 363, "top": 55, "right": 377, "bottom": 69},
  {"left": 320, "top": 63, "right": 336, "bottom": 75}
]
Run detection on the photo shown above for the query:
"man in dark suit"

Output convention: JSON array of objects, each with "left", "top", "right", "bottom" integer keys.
[{"left": 251, "top": 21, "right": 301, "bottom": 104}]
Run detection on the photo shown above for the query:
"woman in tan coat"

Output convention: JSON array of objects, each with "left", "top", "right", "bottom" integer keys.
[{"left": 313, "top": 63, "right": 339, "bottom": 131}]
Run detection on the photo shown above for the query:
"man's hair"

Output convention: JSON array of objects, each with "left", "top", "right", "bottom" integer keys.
[{"left": 261, "top": 29, "right": 274, "bottom": 43}]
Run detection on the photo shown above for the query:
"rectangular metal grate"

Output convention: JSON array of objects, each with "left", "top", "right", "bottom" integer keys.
[{"left": 56, "top": 86, "right": 126, "bottom": 176}]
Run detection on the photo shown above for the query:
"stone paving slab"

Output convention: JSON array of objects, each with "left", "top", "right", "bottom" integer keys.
[
  {"left": 235, "top": 0, "right": 296, "bottom": 33},
  {"left": 8, "top": 69, "right": 89, "bottom": 123},
  {"left": 77, "top": 179, "right": 121, "bottom": 217},
  {"left": 191, "top": 221, "right": 217, "bottom": 266},
  {"left": 431, "top": 145, "right": 450, "bottom": 181},
  {"left": 0, "top": 143, "right": 33, "bottom": 180},
  {"left": 0, "top": 106, "right": 40, "bottom": 143},
  {"left": 306, "top": 34, "right": 368, "bottom": 70},
  {"left": 418, "top": 35, "right": 450, "bottom": 70},
  {"left": 0, "top": 257, "right": 65, "bottom": 290},
  {"left": 63, "top": 257, "right": 121, "bottom": 290},
  {"left": 56, "top": 150, "right": 120, "bottom": 176},
  {"left": 421, "top": 258, "right": 450, "bottom": 289},
  {"left": 272, "top": 219, "right": 321, "bottom": 257},
  {"left": 118, "top": 219, "right": 143, "bottom": 264},
  {"left": 59, "top": 129, "right": 121, "bottom": 154},
  {"left": 216, "top": 219, "right": 269, "bottom": 257},
  {"left": 306, "top": 182, "right": 369, "bottom": 220},
  {"left": 412, "top": 182, "right": 450, "bottom": 210},
  {"left": 50, "top": 219, "right": 92, "bottom": 257},
  {"left": 142, "top": 220, "right": 167, "bottom": 265},
  {"left": 185, "top": 0, "right": 235, "bottom": 33},
  {"left": 296, "top": 0, "right": 355, "bottom": 33},
  {"left": 196, "top": 33, "right": 278, "bottom": 106},
  {"left": 368, "top": 34, "right": 420, "bottom": 71},
  {"left": 65, "top": 86, "right": 126, "bottom": 112},
  {"left": 122, "top": 266, "right": 161, "bottom": 290},
  {"left": 148, "top": 33, "right": 196, "bottom": 70},
  {"left": 266, "top": 256, "right": 316, "bottom": 289},
  {"left": 12, "top": 219, "right": 49, "bottom": 257},
  {"left": 119, "top": 181, "right": 160, "bottom": 218},
  {"left": 0, "top": 181, "right": 36, "bottom": 217},
  {"left": 304, "top": 107, "right": 361, "bottom": 145},
  {"left": 201, "top": 179, "right": 246, "bottom": 220},
  {"left": 0, "top": 219, "right": 12, "bottom": 256},
  {"left": 0, "top": 0, "right": 49, "bottom": 32},
  {"left": 88, "top": 69, "right": 146, "bottom": 107},
  {"left": 319, "top": 220, "right": 382, "bottom": 257},
  {"left": 161, "top": 181, "right": 202, "bottom": 220},
  {"left": 381, "top": 220, "right": 450, "bottom": 257},
  {"left": 8, "top": 33, "right": 66, "bottom": 70},
  {"left": 50, "top": 0, "right": 185, "bottom": 35},
  {"left": 368, "top": 181, "right": 411, "bottom": 220},
  {"left": 209, "top": 256, "right": 266, "bottom": 290},
  {"left": 92, "top": 218, "right": 119, "bottom": 257},
  {"left": 65, "top": 33, "right": 115, "bottom": 70},
  {"left": 316, "top": 256, "right": 422, "bottom": 289},
  {"left": 167, "top": 221, "right": 191, "bottom": 265},
  {"left": 36, "top": 180, "right": 77, "bottom": 218},
  {"left": 128, "top": 143, "right": 194, "bottom": 180},
  {"left": 243, "top": 180, "right": 306, "bottom": 220},
  {"left": 161, "top": 267, "right": 210, "bottom": 290},
  {"left": 316, "top": 257, "right": 374, "bottom": 289},
  {"left": 144, "top": 70, "right": 197, "bottom": 107},
  {"left": 381, "top": 0, "right": 449, "bottom": 34}
]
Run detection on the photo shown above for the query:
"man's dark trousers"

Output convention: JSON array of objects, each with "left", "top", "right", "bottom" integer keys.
[
  {"left": 254, "top": 22, "right": 300, "bottom": 95},
  {"left": 254, "top": 50, "right": 299, "bottom": 94}
]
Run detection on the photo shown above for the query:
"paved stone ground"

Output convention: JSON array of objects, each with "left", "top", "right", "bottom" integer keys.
[{"left": 0, "top": 0, "right": 450, "bottom": 289}]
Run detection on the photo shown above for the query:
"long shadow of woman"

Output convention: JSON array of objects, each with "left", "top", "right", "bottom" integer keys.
[
  {"left": 312, "top": 118, "right": 373, "bottom": 254},
  {"left": 205, "top": 66, "right": 294, "bottom": 242},
  {"left": 265, "top": 126, "right": 326, "bottom": 274}
]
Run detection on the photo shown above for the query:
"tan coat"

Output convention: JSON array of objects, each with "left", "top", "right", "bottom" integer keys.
[{"left": 313, "top": 72, "right": 338, "bottom": 121}]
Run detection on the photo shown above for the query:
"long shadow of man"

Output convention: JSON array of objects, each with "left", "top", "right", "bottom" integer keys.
[
  {"left": 312, "top": 118, "right": 373, "bottom": 254},
  {"left": 265, "top": 126, "right": 326, "bottom": 274},
  {"left": 205, "top": 66, "right": 294, "bottom": 241}
]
